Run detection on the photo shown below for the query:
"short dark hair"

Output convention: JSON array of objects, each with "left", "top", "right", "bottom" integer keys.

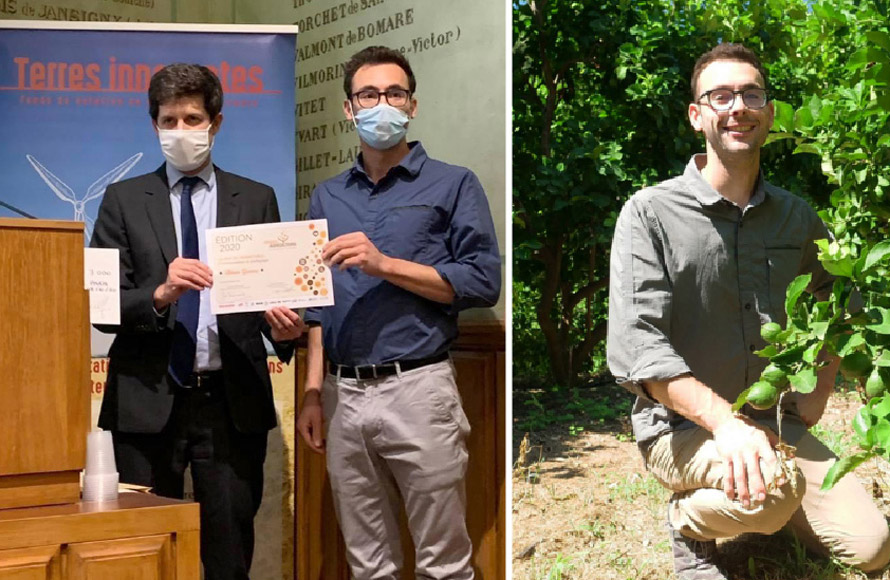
[
  {"left": 343, "top": 46, "right": 416, "bottom": 98},
  {"left": 148, "top": 63, "right": 223, "bottom": 121},
  {"left": 691, "top": 44, "right": 767, "bottom": 100}
]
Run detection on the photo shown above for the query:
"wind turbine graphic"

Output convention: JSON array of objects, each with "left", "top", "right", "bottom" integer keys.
[{"left": 26, "top": 153, "right": 143, "bottom": 239}]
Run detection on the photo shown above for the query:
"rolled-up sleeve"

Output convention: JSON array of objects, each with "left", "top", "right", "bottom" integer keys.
[
  {"left": 607, "top": 196, "right": 691, "bottom": 400},
  {"left": 433, "top": 170, "right": 501, "bottom": 311}
]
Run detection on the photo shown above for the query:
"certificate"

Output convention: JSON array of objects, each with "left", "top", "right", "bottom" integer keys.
[{"left": 206, "top": 220, "right": 335, "bottom": 314}]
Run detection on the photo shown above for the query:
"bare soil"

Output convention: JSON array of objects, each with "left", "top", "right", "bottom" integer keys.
[{"left": 512, "top": 386, "right": 890, "bottom": 580}]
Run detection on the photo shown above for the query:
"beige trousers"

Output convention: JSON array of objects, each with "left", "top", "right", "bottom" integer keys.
[
  {"left": 322, "top": 360, "right": 474, "bottom": 580},
  {"left": 644, "top": 417, "right": 890, "bottom": 572}
]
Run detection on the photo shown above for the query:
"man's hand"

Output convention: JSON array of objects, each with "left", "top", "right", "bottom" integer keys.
[
  {"left": 713, "top": 415, "right": 783, "bottom": 507},
  {"left": 322, "top": 232, "right": 388, "bottom": 277},
  {"left": 297, "top": 389, "right": 324, "bottom": 453},
  {"left": 264, "top": 307, "right": 305, "bottom": 342},
  {"left": 153, "top": 257, "right": 213, "bottom": 309}
]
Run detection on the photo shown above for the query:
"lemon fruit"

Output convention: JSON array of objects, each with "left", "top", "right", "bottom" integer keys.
[
  {"left": 747, "top": 381, "right": 780, "bottom": 410},
  {"left": 760, "top": 322, "right": 783, "bottom": 343},
  {"left": 865, "top": 369, "right": 889, "bottom": 398},
  {"left": 760, "top": 363, "right": 788, "bottom": 388},
  {"left": 840, "top": 351, "right": 873, "bottom": 381}
]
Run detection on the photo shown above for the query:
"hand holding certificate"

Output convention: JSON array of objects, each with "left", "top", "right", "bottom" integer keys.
[{"left": 205, "top": 220, "right": 335, "bottom": 315}]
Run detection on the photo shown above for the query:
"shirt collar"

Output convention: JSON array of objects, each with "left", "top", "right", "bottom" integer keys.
[
  {"left": 684, "top": 154, "right": 766, "bottom": 209},
  {"left": 165, "top": 161, "right": 216, "bottom": 191},
  {"left": 350, "top": 141, "right": 427, "bottom": 182}
]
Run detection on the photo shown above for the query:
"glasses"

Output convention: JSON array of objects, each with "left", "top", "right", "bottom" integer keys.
[
  {"left": 351, "top": 88, "right": 411, "bottom": 109},
  {"left": 698, "top": 88, "right": 770, "bottom": 111}
]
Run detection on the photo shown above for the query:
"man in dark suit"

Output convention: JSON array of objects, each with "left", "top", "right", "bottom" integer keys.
[{"left": 90, "top": 63, "right": 303, "bottom": 580}]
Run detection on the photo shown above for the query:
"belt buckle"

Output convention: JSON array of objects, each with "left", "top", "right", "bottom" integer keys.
[
  {"left": 354, "top": 364, "right": 377, "bottom": 381},
  {"left": 194, "top": 373, "right": 217, "bottom": 389}
]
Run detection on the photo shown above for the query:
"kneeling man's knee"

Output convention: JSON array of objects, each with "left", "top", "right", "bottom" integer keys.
[
  {"left": 852, "top": 525, "right": 890, "bottom": 573},
  {"left": 746, "top": 468, "right": 806, "bottom": 535}
]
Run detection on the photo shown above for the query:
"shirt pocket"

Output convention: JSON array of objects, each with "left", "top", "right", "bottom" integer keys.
[
  {"left": 377, "top": 204, "right": 436, "bottom": 261},
  {"left": 766, "top": 243, "right": 804, "bottom": 323}
]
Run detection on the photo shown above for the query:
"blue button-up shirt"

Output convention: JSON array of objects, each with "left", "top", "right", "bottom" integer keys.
[{"left": 304, "top": 142, "right": 501, "bottom": 366}]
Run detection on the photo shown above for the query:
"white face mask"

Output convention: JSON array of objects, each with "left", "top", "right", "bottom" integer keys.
[{"left": 158, "top": 127, "right": 213, "bottom": 172}]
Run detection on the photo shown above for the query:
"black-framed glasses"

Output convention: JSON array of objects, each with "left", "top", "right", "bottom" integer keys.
[
  {"left": 698, "top": 88, "right": 770, "bottom": 111},
  {"left": 351, "top": 88, "right": 411, "bottom": 109}
]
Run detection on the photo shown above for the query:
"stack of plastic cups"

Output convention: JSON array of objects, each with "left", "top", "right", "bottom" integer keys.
[{"left": 82, "top": 430, "right": 119, "bottom": 502}]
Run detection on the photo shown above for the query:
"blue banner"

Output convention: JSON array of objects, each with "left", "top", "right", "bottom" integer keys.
[{"left": 0, "top": 25, "right": 297, "bottom": 238}]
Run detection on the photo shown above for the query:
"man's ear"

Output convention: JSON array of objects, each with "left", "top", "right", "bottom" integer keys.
[
  {"left": 408, "top": 96, "right": 418, "bottom": 119},
  {"left": 210, "top": 114, "right": 224, "bottom": 136},
  {"left": 343, "top": 99, "right": 355, "bottom": 121},
  {"left": 688, "top": 102, "right": 703, "bottom": 132}
]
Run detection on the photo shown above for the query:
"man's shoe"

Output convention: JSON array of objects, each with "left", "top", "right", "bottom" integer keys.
[{"left": 669, "top": 524, "right": 728, "bottom": 580}]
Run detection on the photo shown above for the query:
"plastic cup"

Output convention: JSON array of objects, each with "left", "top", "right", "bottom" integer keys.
[
  {"left": 84, "top": 430, "right": 117, "bottom": 475},
  {"left": 82, "top": 471, "right": 119, "bottom": 502}
]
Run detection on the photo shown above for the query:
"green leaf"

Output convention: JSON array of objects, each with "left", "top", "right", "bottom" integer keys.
[
  {"left": 809, "top": 322, "right": 829, "bottom": 341},
  {"left": 875, "top": 419, "right": 890, "bottom": 450},
  {"left": 803, "top": 341, "right": 823, "bottom": 364},
  {"left": 864, "top": 241, "right": 890, "bottom": 271},
  {"left": 867, "top": 308, "right": 890, "bottom": 334},
  {"left": 867, "top": 31, "right": 890, "bottom": 54},
  {"left": 773, "top": 344, "right": 808, "bottom": 366},
  {"left": 821, "top": 452, "right": 873, "bottom": 491},
  {"left": 789, "top": 367, "right": 818, "bottom": 394},
  {"left": 754, "top": 345, "right": 779, "bottom": 358},
  {"left": 732, "top": 387, "right": 752, "bottom": 413},
  {"left": 772, "top": 100, "right": 794, "bottom": 132},
  {"left": 793, "top": 143, "right": 821, "bottom": 155},
  {"left": 785, "top": 274, "right": 812, "bottom": 320},
  {"left": 853, "top": 406, "right": 873, "bottom": 449},
  {"left": 794, "top": 107, "right": 814, "bottom": 131},
  {"left": 871, "top": 396, "right": 890, "bottom": 420},
  {"left": 837, "top": 332, "right": 867, "bottom": 357},
  {"left": 876, "top": 351, "right": 890, "bottom": 368}
]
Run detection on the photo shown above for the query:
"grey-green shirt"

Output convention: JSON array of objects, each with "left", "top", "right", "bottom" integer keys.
[{"left": 607, "top": 155, "right": 833, "bottom": 449}]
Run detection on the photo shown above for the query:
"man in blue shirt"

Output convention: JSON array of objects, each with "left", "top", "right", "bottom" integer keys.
[{"left": 297, "top": 46, "right": 501, "bottom": 579}]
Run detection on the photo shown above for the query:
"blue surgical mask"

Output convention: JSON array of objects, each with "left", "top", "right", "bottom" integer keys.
[{"left": 351, "top": 103, "right": 410, "bottom": 150}]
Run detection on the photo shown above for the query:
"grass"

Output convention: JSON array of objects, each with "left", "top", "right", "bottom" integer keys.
[
  {"left": 810, "top": 422, "right": 857, "bottom": 458},
  {"left": 513, "top": 379, "right": 633, "bottom": 437}
]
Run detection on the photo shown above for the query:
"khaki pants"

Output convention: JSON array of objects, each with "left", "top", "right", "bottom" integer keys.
[
  {"left": 645, "top": 418, "right": 890, "bottom": 572},
  {"left": 322, "top": 360, "right": 474, "bottom": 580}
]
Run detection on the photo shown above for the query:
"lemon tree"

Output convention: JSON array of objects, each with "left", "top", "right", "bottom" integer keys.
[{"left": 738, "top": 0, "right": 890, "bottom": 490}]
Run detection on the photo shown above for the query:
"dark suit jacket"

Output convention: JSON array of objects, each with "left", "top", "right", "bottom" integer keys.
[{"left": 90, "top": 164, "right": 294, "bottom": 434}]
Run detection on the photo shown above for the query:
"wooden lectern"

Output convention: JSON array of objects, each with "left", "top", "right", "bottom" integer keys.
[
  {"left": 0, "top": 218, "right": 201, "bottom": 579},
  {"left": 0, "top": 218, "right": 90, "bottom": 510}
]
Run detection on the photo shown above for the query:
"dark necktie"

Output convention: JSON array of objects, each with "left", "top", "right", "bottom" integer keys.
[{"left": 168, "top": 176, "right": 202, "bottom": 386}]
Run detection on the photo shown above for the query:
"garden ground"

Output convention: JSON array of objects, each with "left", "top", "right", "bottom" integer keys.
[{"left": 512, "top": 382, "right": 890, "bottom": 580}]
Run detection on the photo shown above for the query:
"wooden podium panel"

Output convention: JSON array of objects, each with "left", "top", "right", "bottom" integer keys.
[
  {"left": 0, "top": 545, "right": 61, "bottom": 580},
  {"left": 67, "top": 535, "right": 173, "bottom": 580},
  {"left": 296, "top": 321, "right": 506, "bottom": 579},
  {"left": 0, "top": 219, "right": 90, "bottom": 509},
  {"left": 0, "top": 493, "right": 200, "bottom": 580}
]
